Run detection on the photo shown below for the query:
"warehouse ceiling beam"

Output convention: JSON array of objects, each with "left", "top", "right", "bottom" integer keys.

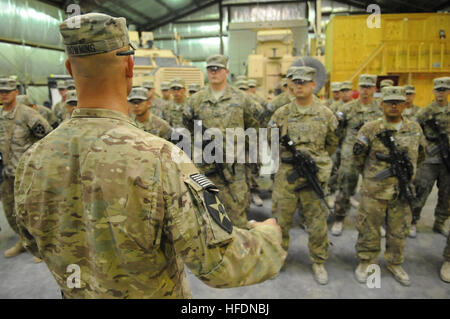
[
  {"left": 221, "top": 0, "right": 305, "bottom": 7},
  {"left": 137, "top": 0, "right": 220, "bottom": 31},
  {"left": 154, "top": 0, "right": 173, "bottom": 11}
]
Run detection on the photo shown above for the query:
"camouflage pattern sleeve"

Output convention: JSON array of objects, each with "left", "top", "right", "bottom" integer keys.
[
  {"left": 415, "top": 122, "right": 427, "bottom": 167},
  {"left": 25, "top": 107, "right": 53, "bottom": 139},
  {"left": 162, "top": 147, "right": 286, "bottom": 287},
  {"left": 353, "top": 122, "right": 372, "bottom": 174},
  {"left": 324, "top": 108, "right": 339, "bottom": 156},
  {"left": 242, "top": 94, "right": 261, "bottom": 131}
]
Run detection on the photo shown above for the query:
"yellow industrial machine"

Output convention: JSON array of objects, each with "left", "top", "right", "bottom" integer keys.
[
  {"left": 325, "top": 13, "right": 450, "bottom": 106},
  {"left": 248, "top": 29, "right": 326, "bottom": 97},
  {"left": 129, "top": 31, "right": 204, "bottom": 94}
]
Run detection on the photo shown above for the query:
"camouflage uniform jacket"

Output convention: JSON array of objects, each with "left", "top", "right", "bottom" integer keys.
[
  {"left": 269, "top": 100, "right": 339, "bottom": 183},
  {"left": 133, "top": 112, "right": 173, "bottom": 140},
  {"left": 340, "top": 99, "right": 383, "bottom": 160},
  {"left": 414, "top": 101, "right": 449, "bottom": 165},
  {"left": 0, "top": 103, "right": 52, "bottom": 177},
  {"left": 36, "top": 105, "right": 59, "bottom": 128},
  {"left": 268, "top": 91, "right": 294, "bottom": 114},
  {"left": 53, "top": 100, "right": 68, "bottom": 123},
  {"left": 186, "top": 85, "right": 261, "bottom": 165},
  {"left": 14, "top": 107, "right": 286, "bottom": 299},
  {"left": 149, "top": 96, "right": 166, "bottom": 120},
  {"left": 354, "top": 117, "right": 426, "bottom": 200},
  {"left": 329, "top": 100, "right": 343, "bottom": 115},
  {"left": 165, "top": 100, "right": 190, "bottom": 128},
  {"left": 402, "top": 104, "right": 420, "bottom": 121}
]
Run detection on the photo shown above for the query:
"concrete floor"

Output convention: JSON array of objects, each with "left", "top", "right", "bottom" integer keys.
[{"left": 0, "top": 186, "right": 449, "bottom": 299}]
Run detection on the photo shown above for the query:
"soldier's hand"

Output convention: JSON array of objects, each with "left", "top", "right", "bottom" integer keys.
[{"left": 247, "top": 218, "right": 281, "bottom": 233}]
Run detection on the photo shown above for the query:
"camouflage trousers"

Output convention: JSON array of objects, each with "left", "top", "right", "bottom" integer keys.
[
  {"left": 356, "top": 195, "right": 412, "bottom": 265},
  {"left": 272, "top": 168, "right": 329, "bottom": 264},
  {"left": 204, "top": 165, "right": 250, "bottom": 229},
  {"left": 334, "top": 165, "right": 359, "bottom": 220},
  {"left": 444, "top": 233, "right": 450, "bottom": 262},
  {"left": 0, "top": 176, "right": 19, "bottom": 234},
  {"left": 412, "top": 163, "right": 450, "bottom": 226}
]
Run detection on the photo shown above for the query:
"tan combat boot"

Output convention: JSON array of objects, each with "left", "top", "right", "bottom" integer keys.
[
  {"left": 408, "top": 224, "right": 417, "bottom": 238},
  {"left": 331, "top": 221, "right": 343, "bottom": 236},
  {"left": 4, "top": 239, "right": 26, "bottom": 258},
  {"left": 355, "top": 262, "right": 371, "bottom": 283},
  {"left": 387, "top": 264, "right": 410, "bottom": 286},
  {"left": 440, "top": 262, "right": 450, "bottom": 283},
  {"left": 251, "top": 193, "right": 264, "bottom": 207},
  {"left": 312, "top": 263, "right": 328, "bottom": 285}
]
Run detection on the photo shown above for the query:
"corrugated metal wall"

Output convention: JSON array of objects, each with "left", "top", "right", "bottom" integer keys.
[{"left": 0, "top": 0, "right": 67, "bottom": 105}]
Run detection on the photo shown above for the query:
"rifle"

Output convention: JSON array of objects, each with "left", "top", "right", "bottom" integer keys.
[
  {"left": 374, "top": 130, "right": 415, "bottom": 210},
  {"left": 280, "top": 133, "right": 333, "bottom": 215},
  {"left": 424, "top": 117, "right": 450, "bottom": 172},
  {"left": 353, "top": 121, "right": 365, "bottom": 132},
  {"left": 189, "top": 117, "right": 237, "bottom": 202}
]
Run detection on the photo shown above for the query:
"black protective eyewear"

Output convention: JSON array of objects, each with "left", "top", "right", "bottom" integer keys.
[{"left": 207, "top": 66, "right": 224, "bottom": 72}]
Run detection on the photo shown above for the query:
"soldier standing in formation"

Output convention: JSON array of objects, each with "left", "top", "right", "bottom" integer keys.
[
  {"left": 52, "top": 80, "right": 68, "bottom": 123},
  {"left": 14, "top": 13, "right": 286, "bottom": 299},
  {"left": 0, "top": 77, "right": 52, "bottom": 261},
  {"left": 269, "top": 67, "right": 338, "bottom": 285},
  {"left": 411, "top": 77, "right": 450, "bottom": 238},
  {"left": 185, "top": 55, "right": 261, "bottom": 229},
  {"left": 160, "top": 81, "right": 172, "bottom": 106},
  {"left": 166, "top": 78, "right": 189, "bottom": 128},
  {"left": 352, "top": 86, "right": 426, "bottom": 286},
  {"left": 128, "top": 87, "right": 173, "bottom": 140},
  {"left": 403, "top": 85, "right": 420, "bottom": 120},
  {"left": 188, "top": 83, "right": 201, "bottom": 96},
  {"left": 332, "top": 74, "right": 384, "bottom": 236},
  {"left": 326, "top": 82, "right": 341, "bottom": 107},
  {"left": 63, "top": 89, "right": 78, "bottom": 120},
  {"left": 17, "top": 95, "right": 59, "bottom": 129},
  {"left": 142, "top": 80, "right": 166, "bottom": 120}
]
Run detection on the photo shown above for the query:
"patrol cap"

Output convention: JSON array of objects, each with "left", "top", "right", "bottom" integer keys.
[
  {"left": 291, "top": 67, "right": 316, "bottom": 82},
  {"left": 236, "top": 80, "right": 249, "bottom": 90},
  {"left": 358, "top": 74, "right": 377, "bottom": 87},
  {"left": 340, "top": 81, "right": 352, "bottom": 91},
  {"left": 404, "top": 85, "right": 415, "bottom": 94},
  {"left": 286, "top": 66, "right": 301, "bottom": 79},
  {"left": 66, "top": 79, "right": 75, "bottom": 90},
  {"left": 56, "top": 80, "right": 67, "bottom": 90},
  {"left": 127, "top": 87, "right": 148, "bottom": 101},
  {"left": 0, "top": 77, "right": 17, "bottom": 91},
  {"left": 142, "top": 80, "right": 154, "bottom": 89},
  {"left": 59, "top": 13, "right": 135, "bottom": 57},
  {"left": 170, "top": 78, "right": 185, "bottom": 89},
  {"left": 161, "top": 81, "right": 170, "bottom": 91},
  {"left": 188, "top": 83, "right": 200, "bottom": 92},
  {"left": 16, "top": 95, "right": 32, "bottom": 106},
  {"left": 206, "top": 54, "right": 228, "bottom": 68},
  {"left": 433, "top": 77, "right": 450, "bottom": 90},
  {"left": 248, "top": 79, "right": 257, "bottom": 88},
  {"left": 331, "top": 82, "right": 342, "bottom": 92},
  {"left": 65, "top": 90, "right": 78, "bottom": 103},
  {"left": 382, "top": 86, "right": 406, "bottom": 102},
  {"left": 236, "top": 75, "right": 247, "bottom": 81},
  {"left": 380, "top": 79, "right": 394, "bottom": 88}
]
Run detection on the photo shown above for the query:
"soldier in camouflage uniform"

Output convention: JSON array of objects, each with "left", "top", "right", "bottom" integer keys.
[
  {"left": 353, "top": 86, "right": 426, "bottom": 286},
  {"left": 63, "top": 89, "right": 78, "bottom": 120},
  {"left": 269, "top": 67, "right": 338, "bottom": 285},
  {"left": 52, "top": 80, "right": 68, "bottom": 124},
  {"left": 410, "top": 77, "right": 450, "bottom": 238},
  {"left": 188, "top": 83, "right": 201, "bottom": 96},
  {"left": 268, "top": 67, "right": 298, "bottom": 114},
  {"left": 326, "top": 82, "right": 341, "bottom": 108},
  {"left": 161, "top": 81, "right": 172, "bottom": 106},
  {"left": 0, "top": 77, "right": 52, "bottom": 260},
  {"left": 185, "top": 55, "right": 262, "bottom": 229},
  {"left": 166, "top": 78, "right": 189, "bottom": 128},
  {"left": 376, "top": 79, "right": 395, "bottom": 105},
  {"left": 128, "top": 87, "right": 173, "bottom": 140},
  {"left": 142, "top": 80, "right": 166, "bottom": 120},
  {"left": 331, "top": 74, "right": 384, "bottom": 236},
  {"left": 403, "top": 85, "right": 420, "bottom": 121},
  {"left": 14, "top": 13, "right": 286, "bottom": 299},
  {"left": 17, "top": 95, "right": 59, "bottom": 129}
]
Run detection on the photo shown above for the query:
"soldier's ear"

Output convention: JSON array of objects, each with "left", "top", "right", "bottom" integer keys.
[
  {"left": 126, "top": 56, "right": 134, "bottom": 79},
  {"left": 65, "top": 59, "right": 73, "bottom": 77}
]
